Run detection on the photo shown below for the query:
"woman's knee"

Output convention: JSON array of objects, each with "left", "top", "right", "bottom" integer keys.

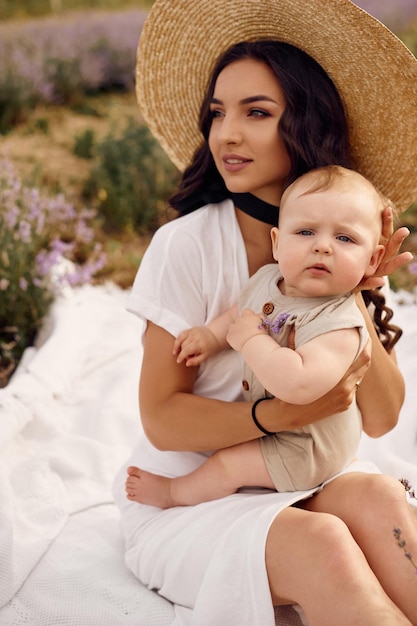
[
  {"left": 351, "top": 473, "right": 408, "bottom": 518},
  {"left": 267, "top": 509, "right": 362, "bottom": 595},
  {"left": 361, "top": 473, "right": 406, "bottom": 497},
  {"left": 307, "top": 472, "right": 408, "bottom": 524},
  {"left": 302, "top": 512, "right": 357, "bottom": 565}
]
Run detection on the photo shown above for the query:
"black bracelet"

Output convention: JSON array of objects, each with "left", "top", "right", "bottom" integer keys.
[{"left": 251, "top": 397, "right": 275, "bottom": 436}]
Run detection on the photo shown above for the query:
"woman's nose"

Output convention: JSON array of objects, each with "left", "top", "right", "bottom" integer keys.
[{"left": 218, "top": 115, "right": 242, "bottom": 144}]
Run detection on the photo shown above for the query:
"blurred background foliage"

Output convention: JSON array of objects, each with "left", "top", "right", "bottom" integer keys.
[
  {"left": 0, "top": 0, "right": 417, "bottom": 385},
  {"left": 0, "top": 0, "right": 153, "bottom": 20},
  {"left": 0, "top": 3, "right": 179, "bottom": 249},
  {"left": 0, "top": 1, "right": 416, "bottom": 285}
]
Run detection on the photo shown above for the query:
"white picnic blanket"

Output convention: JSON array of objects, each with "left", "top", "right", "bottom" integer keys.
[
  {"left": 0, "top": 283, "right": 415, "bottom": 625},
  {"left": 0, "top": 284, "right": 176, "bottom": 625}
]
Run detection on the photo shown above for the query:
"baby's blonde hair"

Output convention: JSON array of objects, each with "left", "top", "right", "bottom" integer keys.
[{"left": 281, "top": 165, "right": 396, "bottom": 221}]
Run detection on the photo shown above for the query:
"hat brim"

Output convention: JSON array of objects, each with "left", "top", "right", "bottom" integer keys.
[{"left": 137, "top": 0, "right": 417, "bottom": 211}]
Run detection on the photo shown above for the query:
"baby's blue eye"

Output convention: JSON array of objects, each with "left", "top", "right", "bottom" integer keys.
[
  {"left": 298, "top": 229, "right": 313, "bottom": 236},
  {"left": 337, "top": 235, "right": 352, "bottom": 243}
]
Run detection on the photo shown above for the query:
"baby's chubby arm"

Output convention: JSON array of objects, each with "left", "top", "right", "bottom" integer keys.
[
  {"left": 227, "top": 308, "right": 361, "bottom": 404},
  {"left": 173, "top": 304, "right": 238, "bottom": 367}
]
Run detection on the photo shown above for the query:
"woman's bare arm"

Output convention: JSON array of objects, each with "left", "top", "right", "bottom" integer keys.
[
  {"left": 139, "top": 321, "right": 371, "bottom": 452},
  {"left": 355, "top": 293, "right": 404, "bottom": 437},
  {"left": 354, "top": 208, "right": 407, "bottom": 436}
]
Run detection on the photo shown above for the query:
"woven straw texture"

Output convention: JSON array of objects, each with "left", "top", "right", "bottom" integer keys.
[{"left": 136, "top": 0, "right": 417, "bottom": 212}]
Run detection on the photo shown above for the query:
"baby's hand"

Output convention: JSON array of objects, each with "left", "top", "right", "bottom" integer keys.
[
  {"left": 227, "top": 309, "right": 267, "bottom": 352},
  {"left": 173, "top": 327, "right": 220, "bottom": 367}
]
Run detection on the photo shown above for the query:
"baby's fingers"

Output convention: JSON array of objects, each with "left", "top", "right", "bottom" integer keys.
[
  {"left": 176, "top": 341, "right": 202, "bottom": 365},
  {"left": 184, "top": 354, "right": 205, "bottom": 367},
  {"left": 173, "top": 331, "right": 189, "bottom": 355}
]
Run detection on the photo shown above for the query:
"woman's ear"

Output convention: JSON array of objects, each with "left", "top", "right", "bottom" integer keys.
[
  {"left": 364, "top": 244, "right": 385, "bottom": 277},
  {"left": 270, "top": 227, "right": 280, "bottom": 262}
]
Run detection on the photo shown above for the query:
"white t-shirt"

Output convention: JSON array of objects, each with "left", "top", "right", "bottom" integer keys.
[{"left": 127, "top": 198, "right": 248, "bottom": 404}]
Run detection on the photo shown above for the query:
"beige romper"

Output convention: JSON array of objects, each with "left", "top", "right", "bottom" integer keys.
[{"left": 239, "top": 264, "right": 368, "bottom": 492}]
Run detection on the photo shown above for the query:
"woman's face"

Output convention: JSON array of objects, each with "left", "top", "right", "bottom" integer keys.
[{"left": 208, "top": 58, "right": 291, "bottom": 205}]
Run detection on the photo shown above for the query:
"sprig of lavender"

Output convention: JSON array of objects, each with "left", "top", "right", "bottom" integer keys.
[
  {"left": 400, "top": 478, "right": 417, "bottom": 500},
  {"left": 393, "top": 528, "right": 417, "bottom": 574},
  {"left": 259, "top": 312, "right": 290, "bottom": 334}
]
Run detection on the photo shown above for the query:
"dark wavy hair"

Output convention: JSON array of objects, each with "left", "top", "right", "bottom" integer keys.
[
  {"left": 169, "top": 40, "right": 401, "bottom": 351},
  {"left": 170, "top": 40, "right": 352, "bottom": 214}
]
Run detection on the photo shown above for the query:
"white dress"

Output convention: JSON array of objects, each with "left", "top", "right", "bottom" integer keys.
[{"left": 112, "top": 199, "right": 380, "bottom": 626}]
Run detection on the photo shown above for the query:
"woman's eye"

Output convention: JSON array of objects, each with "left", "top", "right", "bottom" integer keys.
[
  {"left": 210, "top": 109, "right": 223, "bottom": 118},
  {"left": 250, "top": 109, "right": 270, "bottom": 117}
]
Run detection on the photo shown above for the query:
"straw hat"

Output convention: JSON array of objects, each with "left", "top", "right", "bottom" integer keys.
[{"left": 136, "top": 0, "right": 417, "bottom": 211}]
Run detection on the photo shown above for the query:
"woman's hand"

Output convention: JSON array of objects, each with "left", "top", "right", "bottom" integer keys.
[
  {"left": 359, "top": 207, "right": 413, "bottom": 291},
  {"left": 326, "top": 339, "right": 372, "bottom": 412}
]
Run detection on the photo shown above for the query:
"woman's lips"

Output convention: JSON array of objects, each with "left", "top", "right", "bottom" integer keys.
[{"left": 222, "top": 154, "right": 252, "bottom": 173}]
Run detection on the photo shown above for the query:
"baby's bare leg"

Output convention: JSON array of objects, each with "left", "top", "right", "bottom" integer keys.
[{"left": 125, "top": 439, "right": 275, "bottom": 508}]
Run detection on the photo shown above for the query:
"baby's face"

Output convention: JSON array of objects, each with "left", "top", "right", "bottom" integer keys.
[{"left": 271, "top": 181, "right": 383, "bottom": 298}]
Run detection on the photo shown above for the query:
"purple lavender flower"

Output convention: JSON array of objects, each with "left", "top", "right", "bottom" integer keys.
[
  {"left": 259, "top": 312, "right": 290, "bottom": 334},
  {"left": 36, "top": 239, "right": 75, "bottom": 277},
  {"left": 409, "top": 261, "right": 417, "bottom": 276},
  {"left": 4, "top": 205, "right": 19, "bottom": 229},
  {"left": 17, "top": 220, "right": 32, "bottom": 243},
  {"left": 19, "top": 278, "right": 28, "bottom": 291},
  {"left": 400, "top": 478, "right": 417, "bottom": 500}
]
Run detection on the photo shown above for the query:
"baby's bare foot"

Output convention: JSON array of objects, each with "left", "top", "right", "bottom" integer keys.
[{"left": 125, "top": 466, "right": 176, "bottom": 508}]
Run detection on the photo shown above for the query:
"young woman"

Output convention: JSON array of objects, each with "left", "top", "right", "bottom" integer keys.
[
  {"left": 113, "top": 2, "right": 417, "bottom": 624},
  {"left": 125, "top": 166, "right": 390, "bottom": 505}
]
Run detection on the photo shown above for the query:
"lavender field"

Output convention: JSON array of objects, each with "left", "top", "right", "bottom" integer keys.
[
  {"left": 0, "top": 9, "right": 147, "bottom": 130},
  {"left": 355, "top": 0, "right": 417, "bottom": 29},
  {"left": 1, "top": 2, "right": 417, "bottom": 132}
]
